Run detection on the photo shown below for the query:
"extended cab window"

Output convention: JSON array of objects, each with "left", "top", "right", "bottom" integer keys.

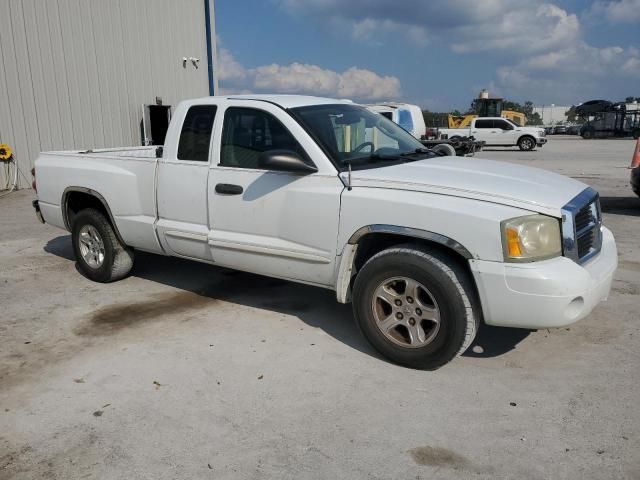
[
  {"left": 177, "top": 105, "right": 217, "bottom": 161},
  {"left": 220, "top": 107, "right": 308, "bottom": 169},
  {"left": 475, "top": 119, "right": 493, "bottom": 129}
]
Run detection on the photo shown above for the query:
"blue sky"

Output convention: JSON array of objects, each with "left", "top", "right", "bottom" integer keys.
[{"left": 215, "top": 0, "right": 640, "bottom": 111}]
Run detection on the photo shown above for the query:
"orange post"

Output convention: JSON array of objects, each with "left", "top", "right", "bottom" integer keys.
[{"left": 631, "top": 138, "right": 640, "bottom": 169}]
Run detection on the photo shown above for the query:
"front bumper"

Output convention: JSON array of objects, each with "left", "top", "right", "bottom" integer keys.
[
  {"left": 537, "top": 137, "right": 548, "bottom": 146},
  {"left": 469, "top": 226, "right": 617, "bottom": 329}
]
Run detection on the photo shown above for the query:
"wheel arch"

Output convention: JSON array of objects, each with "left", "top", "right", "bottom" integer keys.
[
  {"left": 62, "top": 187, "right": 126, "bottom": 245},
  {"left": 518, "top": 134, "right": 536, "bottom": 144},
  {"left": 336, "top": 225, "right": 475, "bottom": 304}
]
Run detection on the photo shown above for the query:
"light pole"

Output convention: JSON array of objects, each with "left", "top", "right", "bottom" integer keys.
[{"left": 550, "top": 104, "right": 555, "bottom": 125}]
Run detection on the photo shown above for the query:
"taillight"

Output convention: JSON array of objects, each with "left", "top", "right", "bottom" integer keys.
[{"left": 31, "top": 167, "right": 37, "bottom": 192}]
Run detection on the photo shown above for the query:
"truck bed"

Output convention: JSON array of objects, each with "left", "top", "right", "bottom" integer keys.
[
  {"left": 42, "top": 146, "right": 157, "bottom": 160},
  {"left": 35, "top": 145, "right": 161, "bottom": 253}
]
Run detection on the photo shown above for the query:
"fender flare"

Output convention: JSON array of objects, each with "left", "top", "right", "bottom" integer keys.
[
  {"left": 517, "top": 134, "right": 536, "bottom": 145},
  {"left": 348, "top": 224, "right": 472, "bottom": 258},
  {"left": 61, "top": 186, "right": 126, "bottom": 245},
  {"left": 336, "top": 224, "right": 473, "bottom": 303}
]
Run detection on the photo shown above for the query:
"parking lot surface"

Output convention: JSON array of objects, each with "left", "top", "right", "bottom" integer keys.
[{"left": 1, "top": 136, "right": 639, "bottom": 479}]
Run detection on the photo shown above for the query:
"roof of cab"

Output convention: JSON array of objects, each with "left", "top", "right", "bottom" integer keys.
[{"left": 187, "top": 94, "right": 354, "bottom": 109}]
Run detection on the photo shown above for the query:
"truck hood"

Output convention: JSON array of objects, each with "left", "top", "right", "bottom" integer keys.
[
  {"left": 343, "top": 157, "right": 588, "bottom": 217},
  {"left": 516, "top": 126, "right": 544, "bottom": 134}
]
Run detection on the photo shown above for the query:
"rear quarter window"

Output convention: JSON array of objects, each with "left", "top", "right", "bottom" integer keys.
[{"left": 177, "top": 105, "right": 217, "bottom": 161}]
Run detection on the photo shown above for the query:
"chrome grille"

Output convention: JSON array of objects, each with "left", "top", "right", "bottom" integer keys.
[{"left": 561, "top": 188, "right": 602, "bottom": 264}]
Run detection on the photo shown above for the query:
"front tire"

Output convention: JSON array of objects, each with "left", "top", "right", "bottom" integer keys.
[
  {"left": 72, "top": 208, "right": 134, "bottom": 282},
  {"left": 352, "top": 245, "right": 479, "bottom": 370},
  {"left": 581, "top": 127, "right": 594, "bottom": 139},
  {"left": 517, "top": 136, "right": 536, "bottom": 151}
]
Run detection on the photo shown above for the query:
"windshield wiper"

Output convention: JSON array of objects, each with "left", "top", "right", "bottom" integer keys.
[
  {"left": 342, "top": 154, "right": 403, "bottom": 167},
  {"left": 398, "top": 147, "right": 434, "bottom": 157},
  {"left": 342, "top": 148, "right": 433, "bottom": 169}
]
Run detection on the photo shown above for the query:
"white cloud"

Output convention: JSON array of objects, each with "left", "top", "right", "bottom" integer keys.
[
  {"left": 350, "top": 18, "right": 429, "bottom": 46},
  {"left": 450, "top": 4, "right": 580, "bottom": 54},
  {"left": 217, "top": 50, "right": 401, "bottom": 101},
  {"left": 496, "top": 43, "right": 640, "bottom": 102},
  {"left": 277, "top": 0, "right": 639, "bottom": 105},
  {"left": 278, "top": 0, "right": 578, "bottom": 55},
  {"left": 217, "top": 48, "right": 246, "bottom": 82},
  {"left": 591, "top": 0, "right": 640, "bottom": 22}
]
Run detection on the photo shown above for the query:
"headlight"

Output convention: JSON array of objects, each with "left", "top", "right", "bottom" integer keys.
[{"left": 501, "top": 214, "right": 561, "bottom": 262}]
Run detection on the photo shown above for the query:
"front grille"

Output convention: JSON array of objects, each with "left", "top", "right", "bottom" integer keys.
[
  {"left": 561, "top": 188, "right": 602, "bottom": 264},
  {"left": 577, "top": 229, "right": 594, "bottom": 258},
  {"left": 575, "top": 203, "right": 596, "bottom": 233}
]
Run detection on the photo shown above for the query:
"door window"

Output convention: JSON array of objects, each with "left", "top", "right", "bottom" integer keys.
[
  {"left": 397, "top": 109, "right": 414, "bottom": 132},
  {"left": 475, "top": 119, "right": 493, "bottom": 129},
  {"left": 220, "top": 107, "right": 308, "bottom": 169},
  {"left": 177, "top": 105, "right": 217, "bottom": 161},
  {"left": 495, "top": 120, "right": 514, "bottom": 130}
]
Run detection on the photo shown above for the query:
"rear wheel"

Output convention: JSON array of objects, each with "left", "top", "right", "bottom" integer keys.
[
  {"left": 72, "top": 208, "right": 134, "bottom": 282},
  {"left": 352, "top": 245, "right": 479, "bottom": 369},
  {"left": 517, "top": 136, "right": 535, "bottom": 151},
  {"left": 431, "top": 143, "right": 456, "bottom": 156}
]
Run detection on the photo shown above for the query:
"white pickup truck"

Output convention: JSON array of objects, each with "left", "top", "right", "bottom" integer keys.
[
  {"left": 32, "top": 95, "right": 617, "bottom": 369},
  {"left": 439, "top": 117, "right": 547, "bottom": 151}
]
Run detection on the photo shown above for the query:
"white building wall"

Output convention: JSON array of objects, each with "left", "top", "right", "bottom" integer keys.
[
  {"left": 0, "top": 0, "right": 213, "bottom": 188},
  {"left": 533, "top": 105, "right": 571, "bottom": 126}
]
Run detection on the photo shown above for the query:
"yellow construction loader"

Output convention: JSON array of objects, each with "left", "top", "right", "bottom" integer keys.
[{"left": 448, "top": 95, "right": 526, "bottom": 128}]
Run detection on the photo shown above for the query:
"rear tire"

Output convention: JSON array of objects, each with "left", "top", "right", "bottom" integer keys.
[
  {"left": 72, "top": 208, "right": 134, "bottom": 282},
  {"left": 431, "top": 143, "right": 456, "bottom": 156},
  {"left": 517, "top": 136, "right": 536, "bottom": 151},
  {"left": 352, "top": 245, "right": 479, "bottom": 370}
]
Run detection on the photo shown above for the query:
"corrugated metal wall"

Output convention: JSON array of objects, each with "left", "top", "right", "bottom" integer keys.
[{"left": 0, "top": 0, "right": 211, "bottom": 188}]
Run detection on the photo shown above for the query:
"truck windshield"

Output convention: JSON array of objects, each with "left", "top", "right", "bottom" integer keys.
[{"left": 290, "top": 104, "right": 429, "bottom": 170}]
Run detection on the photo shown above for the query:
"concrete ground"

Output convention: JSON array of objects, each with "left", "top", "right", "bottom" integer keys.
[{"left": 1, "top": 136, "right": 639, "bottom": 479}]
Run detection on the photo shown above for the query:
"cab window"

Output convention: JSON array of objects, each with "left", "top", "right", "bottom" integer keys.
[
  {"left": 475, "top": 119, "right": 493, "bottom": 129},
  {"left": 177, "top": 105, "right": 217, "bottom": 161},
  {"left": 220, "top": 107, "right": 308, "bottom": 169}
]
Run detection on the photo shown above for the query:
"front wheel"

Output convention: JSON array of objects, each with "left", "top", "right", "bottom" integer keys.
[
  {"left": 517, "top": 136, "right": 536, "bottom": 151},
  {"left": 72, "top": 208, "right": 134, "bottom": 282},
  {"left": 581, "top": 128, "right": 594, "bottom": 139},
  {"left": 352, "top": 245, "right": 479, "bottom": 369}
]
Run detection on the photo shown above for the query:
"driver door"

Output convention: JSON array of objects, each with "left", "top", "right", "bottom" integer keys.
[
  {"left": 207, "top": 102, "right": 343, "bottom": 287},
  {"left": 494, "top": 119, "right": 517, "bottom": 144}
]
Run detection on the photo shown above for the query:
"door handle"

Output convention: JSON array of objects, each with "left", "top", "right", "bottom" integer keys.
[{"left": 215, "top": 183, "right": 243, "bottom": 195}]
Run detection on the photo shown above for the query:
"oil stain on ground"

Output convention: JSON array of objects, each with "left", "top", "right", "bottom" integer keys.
[
  {"left": 409, "top": 446, "right": 471, "bottom": 470},
  {"left": 75, "top": 291, "right": 216, "bottom": 336}
]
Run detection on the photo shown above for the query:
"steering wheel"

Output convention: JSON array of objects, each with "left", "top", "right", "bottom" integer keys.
[{"left": 353, "top": 141, "right": 374, "bottom": 153}]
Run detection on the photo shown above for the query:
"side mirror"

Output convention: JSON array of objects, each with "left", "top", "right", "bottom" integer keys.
[{"left": 258, "top": 150, "right": 318, "bottom": 174}]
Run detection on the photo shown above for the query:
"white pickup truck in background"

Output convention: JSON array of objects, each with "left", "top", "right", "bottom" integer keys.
[
  {"left": 32, "top": 95, "right": 617, "bottom": 369},
  {"left": 439, "top": 117, "right": 547, "bottom": 151},
  {"left": 367, "top": 102, "right": 484, "bottom": 156}
]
